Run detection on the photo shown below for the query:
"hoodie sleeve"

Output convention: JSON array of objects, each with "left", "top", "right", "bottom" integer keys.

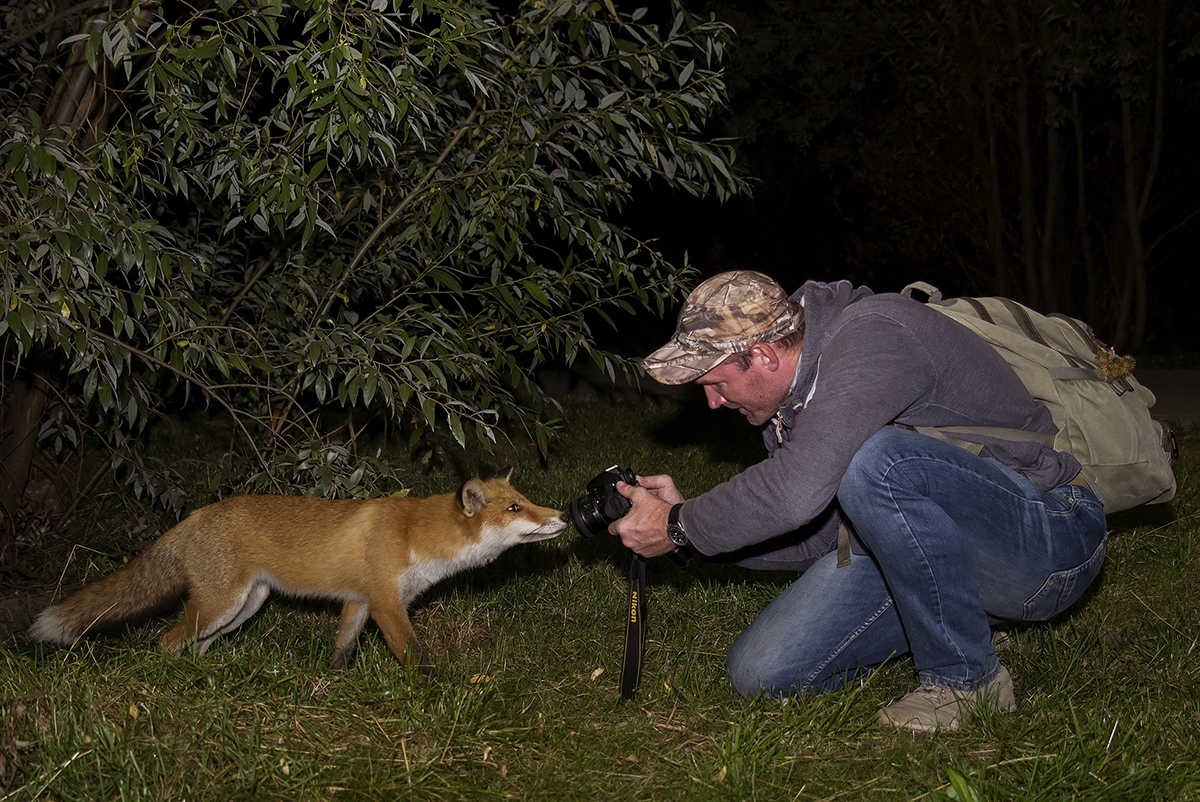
[{"left": 681, "top": 308, "right": 938, "bottom": 559}]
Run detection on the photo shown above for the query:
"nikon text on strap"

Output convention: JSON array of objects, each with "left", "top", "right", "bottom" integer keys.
[{"left": 619, "top": 554, "right": 648, "bottom": 700}]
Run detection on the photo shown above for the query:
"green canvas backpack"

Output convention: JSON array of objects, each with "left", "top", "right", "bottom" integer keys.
[{"left": 902, "top": 281, "right": 1178, "bottom": 514}]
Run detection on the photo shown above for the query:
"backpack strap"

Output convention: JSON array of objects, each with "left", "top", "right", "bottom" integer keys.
[
  {"left": 901, "top": 281, "right": 942, "bottom": 302},
  {"left": 1049, "top": 367, "right": 1102, "bottom": 382},
  {"left": 836, "top": 522, "right": 852, "bottom": 567},
  {"left": 908, "top": 424, "right": 1056, "bottom": 450}
]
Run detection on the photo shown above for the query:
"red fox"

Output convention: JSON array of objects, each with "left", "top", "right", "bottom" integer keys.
[{"left": 30, "top": 469, "right": 566, "bottom": 669}]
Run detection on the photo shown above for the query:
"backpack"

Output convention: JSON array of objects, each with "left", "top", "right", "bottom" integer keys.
[{"left": 901, "top": 281, "right": 1178, "bottom": 514}]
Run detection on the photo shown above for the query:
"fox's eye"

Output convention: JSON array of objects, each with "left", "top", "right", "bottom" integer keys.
[{"left": 508, "top": 503, "right": 521, "bottom": 512}]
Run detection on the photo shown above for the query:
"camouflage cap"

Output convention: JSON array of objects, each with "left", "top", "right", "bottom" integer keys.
[{"left": 643, "top": 271, "right": 800, "bottom": 385}]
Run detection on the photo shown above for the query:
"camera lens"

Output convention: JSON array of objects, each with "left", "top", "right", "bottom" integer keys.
[
  {"left": 569, "top": 496, "right": 608, "bottom": 538},
  {"left": 569, "top": 466, "right": 636, "bottom": 539}
]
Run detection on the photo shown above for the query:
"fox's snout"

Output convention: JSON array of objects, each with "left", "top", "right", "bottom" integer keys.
[{"left": 529, "top": 514, "right": 568, "bottom": 540}]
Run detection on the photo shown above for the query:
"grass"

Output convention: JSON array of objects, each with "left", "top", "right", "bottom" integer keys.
[{"left": 2, "top": 391, "right": 1199, "bottom": 801}]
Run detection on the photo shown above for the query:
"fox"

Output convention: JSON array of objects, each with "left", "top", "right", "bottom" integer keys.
[{"left": 29, "top": 469, "right": 566, "bottom": 669}]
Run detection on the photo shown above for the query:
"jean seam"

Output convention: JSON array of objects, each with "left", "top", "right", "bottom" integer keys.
[
  {"left": 801, "top": 596, "right": 895, "bottom": 693},
  {"left": 1021, "top": 535, "right": 1108, "bottom": 620},
  {"left": 917, "top": 665, "right": 1001, "bottom": 691},
  {"left": 880, "top": 455, "right": 972, "bottom": 675},
  {"left": 1046, "top": 484, "right": 1104, "bottom": 518}
]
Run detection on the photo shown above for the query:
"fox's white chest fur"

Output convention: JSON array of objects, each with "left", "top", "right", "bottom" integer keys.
[
  {"left": 399, "top": 541, "right": 503, "bottom": 605},
  {"left": 398, "top": 519, "right": 550, "bottom": 606}
]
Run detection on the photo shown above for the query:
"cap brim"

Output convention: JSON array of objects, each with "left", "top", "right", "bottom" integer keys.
[{"left": 641, "top": 342, "right": 728, "bottom": 385}]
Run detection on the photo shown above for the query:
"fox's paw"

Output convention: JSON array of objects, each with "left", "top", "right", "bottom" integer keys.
[{"left": 330, "top": 644, "right": 357, "bottom": 671}]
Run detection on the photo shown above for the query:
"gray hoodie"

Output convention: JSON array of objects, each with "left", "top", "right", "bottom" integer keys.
[{"left": 681, "top": 280, "right": 1082, "bottom": 572}]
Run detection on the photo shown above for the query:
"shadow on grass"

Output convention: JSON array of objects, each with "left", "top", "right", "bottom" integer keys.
[
  {"left": 646, "top": 393, "right": 764, "bottom": 468},
  {"left": 1105, "top": 500, "right": 1179, "bottom": 532}
]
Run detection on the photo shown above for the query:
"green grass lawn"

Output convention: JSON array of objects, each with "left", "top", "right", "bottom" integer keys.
[{"left": 2, "top": 393, "right": 1198, "bottom": 801}]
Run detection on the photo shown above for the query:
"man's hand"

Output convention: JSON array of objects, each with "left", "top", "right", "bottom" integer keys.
[
  {"left": 609, "top": 474, "right": 686, "bottom": 558},
  {"left": 630, "top": 473, "right": 685, "bottom": 505}
]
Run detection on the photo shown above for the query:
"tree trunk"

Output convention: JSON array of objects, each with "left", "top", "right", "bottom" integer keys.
[
  {"left": 1116, "top": 101, "right": 1149, "bottom": 353},
  {"left": 1113, "top": 0, "right": 1166, "bottom": 353},
  {"left": 0, "top": 371, "right": 51, "bottom": 560},
  {"left": 1071, "top": 91, "right": 1100, "bottom": 326},
  {"left": 969, "top": 4, "right": 1012, "bottom": 296},
  {"left": 1, "top": 2, "right": 128, "bottom": 562},
  {"left": 1040, "top": 116, "right": 1063, "bottom": 312},
  {"left": 1006, "top": 5, "right": 1039, "bottom": 305},
  {"left": 27, "top": 0, "right": 76, "bottom": 111}
]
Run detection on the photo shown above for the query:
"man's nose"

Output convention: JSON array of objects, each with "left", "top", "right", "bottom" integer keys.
[{"left": 704, "top": 385, "right": 725, "bottom": 409}]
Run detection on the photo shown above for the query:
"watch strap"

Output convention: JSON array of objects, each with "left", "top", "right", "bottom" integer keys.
[{"left": 667, "top": 503, "right": 688, "bottom": 547}]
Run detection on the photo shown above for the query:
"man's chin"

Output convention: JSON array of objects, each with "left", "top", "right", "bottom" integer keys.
[{"left": 721, "top": 405, "right": 770, "bottom": 426}]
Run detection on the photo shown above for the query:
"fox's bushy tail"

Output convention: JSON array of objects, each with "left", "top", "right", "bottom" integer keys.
[{"left": 30, "top": 534, "right": 188, "bottom": 645}]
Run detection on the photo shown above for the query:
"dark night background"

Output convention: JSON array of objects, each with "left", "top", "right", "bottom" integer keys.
[{"left": 626, "top": 0, "right": 1200, "bottom": 359}]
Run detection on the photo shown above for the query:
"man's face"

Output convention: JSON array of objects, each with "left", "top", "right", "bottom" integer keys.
[{"left": 694, "top": 352, "right": 790, "bottom": 426}]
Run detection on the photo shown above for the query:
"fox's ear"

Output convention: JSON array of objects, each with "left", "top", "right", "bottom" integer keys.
[
  {"left": 492, "top": 466, "right": 514, "bottom": 482},
  {"left": 459, "top": 478, "right": 489, "bottom": 516}
]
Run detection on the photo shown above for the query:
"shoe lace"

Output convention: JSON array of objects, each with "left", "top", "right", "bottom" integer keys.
[{"left": 909, "top": 683, "right": 956, "bottom": 705}]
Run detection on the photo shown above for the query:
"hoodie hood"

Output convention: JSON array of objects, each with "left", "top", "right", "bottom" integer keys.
[{"left": 766, "top": 280, "right": 875, "bottom": 449}]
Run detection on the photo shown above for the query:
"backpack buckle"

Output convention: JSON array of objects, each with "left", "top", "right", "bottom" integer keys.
[{"left": 1161, "top": 422, "right": 1179, "bottom": 462}]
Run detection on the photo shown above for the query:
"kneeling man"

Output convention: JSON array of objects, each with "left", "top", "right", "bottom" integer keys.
[{"left": 611, "top": 271, "right": 1107, "bottom": 733}]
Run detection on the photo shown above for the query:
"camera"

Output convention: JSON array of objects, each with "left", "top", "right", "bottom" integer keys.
[{"left": 570, "top": 465, "right": 637, "bottom": 538}]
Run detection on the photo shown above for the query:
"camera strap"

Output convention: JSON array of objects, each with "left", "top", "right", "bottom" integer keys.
[{"left": 619, "top": 553, "right": 648, "bottom": 701}]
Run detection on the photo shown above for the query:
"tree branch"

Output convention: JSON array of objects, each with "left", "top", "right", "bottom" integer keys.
[{"left": 80, "top": 326, "right": 276, "bottom": 489}]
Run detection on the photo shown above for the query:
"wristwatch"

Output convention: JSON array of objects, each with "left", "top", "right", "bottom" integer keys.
[{"left": 666, "top": 503, "right": 689, "bottom": 548}]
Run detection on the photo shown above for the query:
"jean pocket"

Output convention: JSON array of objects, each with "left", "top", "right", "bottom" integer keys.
[{"left": 1021, "top": 536, "right": 1108, "bottom": 621}]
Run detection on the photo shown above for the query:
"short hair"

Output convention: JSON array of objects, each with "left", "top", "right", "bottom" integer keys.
[{"left": 724, "top": 304, "right": 806, "bottom": 371}]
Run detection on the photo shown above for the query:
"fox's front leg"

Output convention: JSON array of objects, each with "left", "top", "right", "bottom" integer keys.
[
  {"left": 367, "top": 597, "right": 418, "bottom": 668},
  {"left": 331, "top": 600, "right": 370, "bottom": 670}
]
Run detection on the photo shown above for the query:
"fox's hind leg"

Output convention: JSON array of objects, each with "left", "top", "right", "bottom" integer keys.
[
  {"left": 161, "top": 600, "right": 211, "bottom": 654},
  {"left": 331, "top": 600, "right": 370, "bottom": 670},
  {"left": 160, "top": 581, "right": 270, "bottom": 656}
]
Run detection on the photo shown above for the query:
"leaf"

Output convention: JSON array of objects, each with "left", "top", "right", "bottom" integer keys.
[
  {"left": 363, "top": 370, "right": 378, "bottom": 405},
  {"left": 945, "top": 768, "right": 982, "bottom": 802},
  {"left": 448, "top": 411, "right": 465, "bottom": 446},
  {"left": 678, "top": 60, "right": 695, "bottom": 86},
  {"left": 523, "top": 280, "right": 550, "bottom": 305},
  {"left": 598, "top": 90, "right": 623, "bottom": 109}
]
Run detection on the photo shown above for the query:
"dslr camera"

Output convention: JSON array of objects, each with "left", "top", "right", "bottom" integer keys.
[
  {"left": 571, "top": 465, "right": 693, "bottom": 566},
  {"left": 570, "top": 465, "right": 636, "bottom": 538}
]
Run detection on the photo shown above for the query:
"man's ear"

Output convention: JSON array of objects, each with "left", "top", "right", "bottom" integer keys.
[{"left": 747, "top": 342, "right": 783, "bottom": 372}]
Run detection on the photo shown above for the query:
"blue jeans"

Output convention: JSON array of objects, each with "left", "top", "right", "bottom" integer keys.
[{"left": 727, "top": 427, "right": 1107, "bottom": 696}]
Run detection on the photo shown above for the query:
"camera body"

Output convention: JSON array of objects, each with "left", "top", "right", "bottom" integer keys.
[{"left": 570, "top": 465, "right": 636, "bottom": 538}]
